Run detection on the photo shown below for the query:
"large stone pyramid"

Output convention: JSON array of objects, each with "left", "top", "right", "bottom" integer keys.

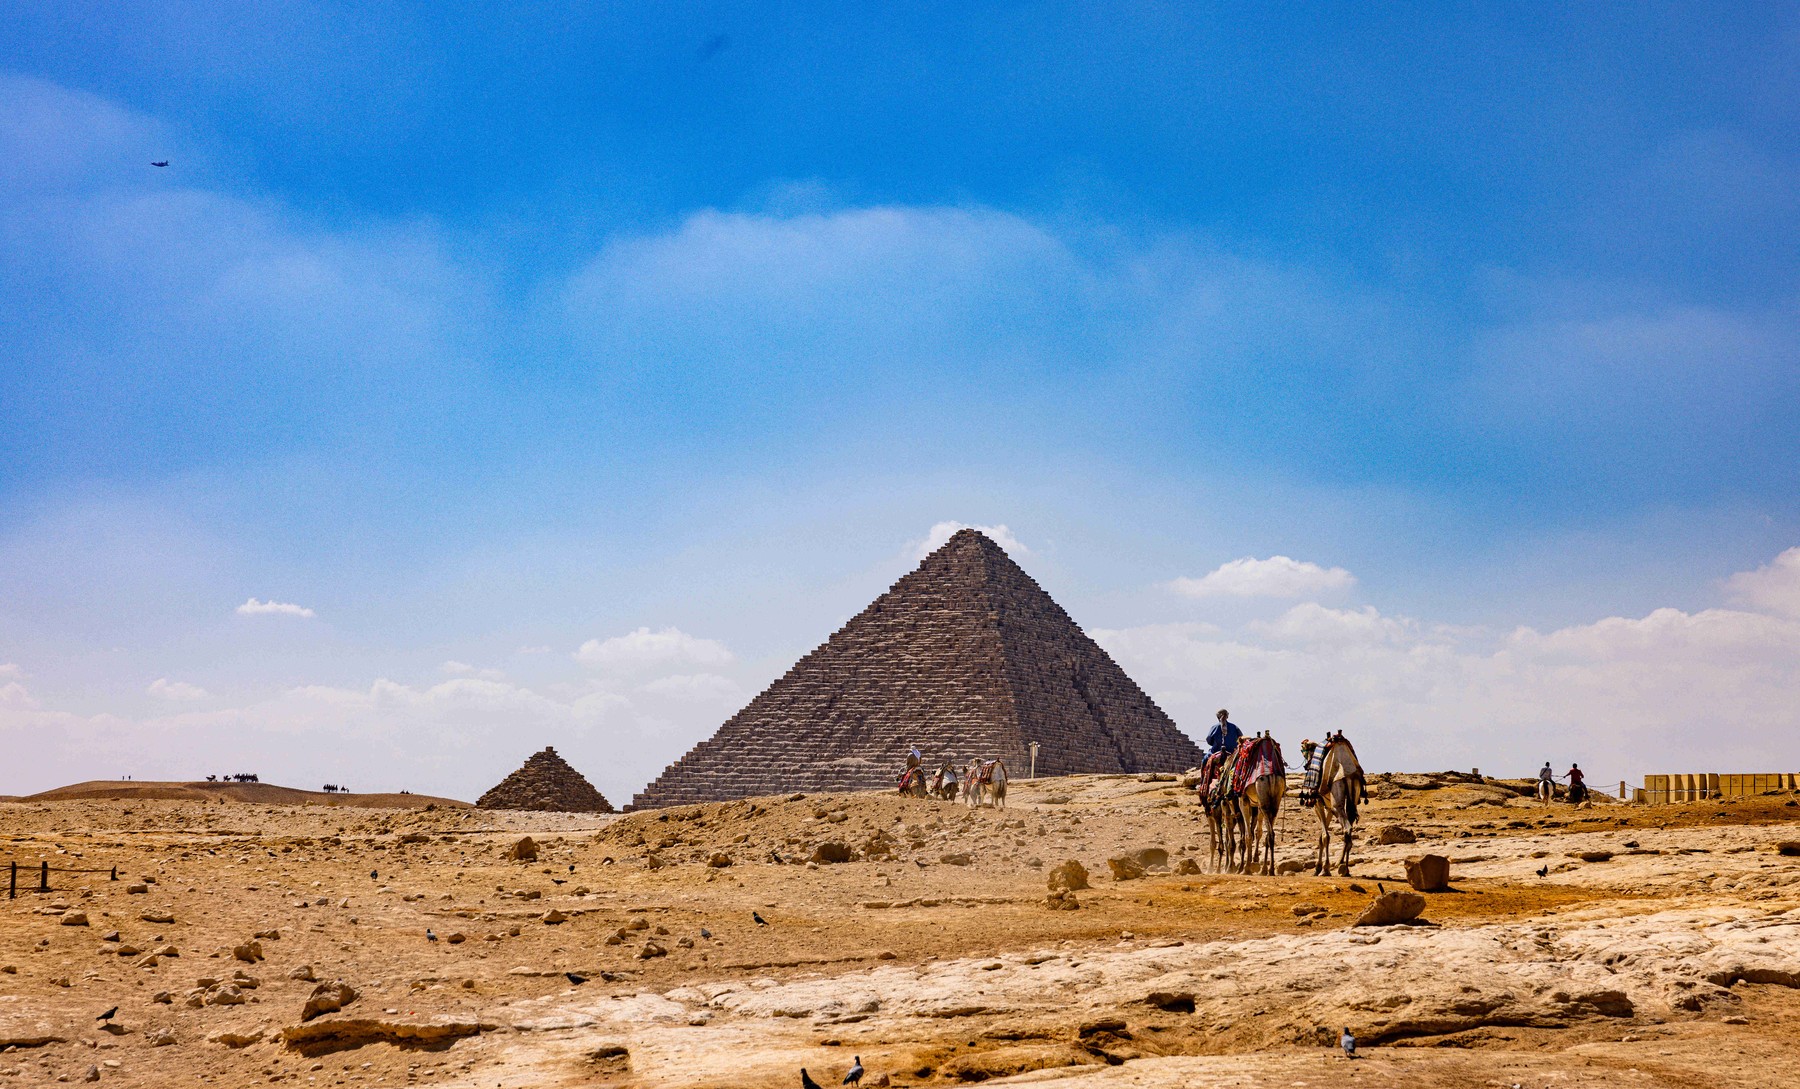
[
  {"left": 477, "top": 747, "right": 614, "bottom": 813},
  {"left": 631, "top": 529, "right": 1201, "bottom": 809}
]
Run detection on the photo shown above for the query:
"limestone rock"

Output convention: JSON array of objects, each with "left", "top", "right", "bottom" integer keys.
[
  {"left": 1352, "top": 891, "right": 1427, "bottom": 927},
  {"left": 1404, "top": 854, "right": 1451, "bottom": 892},
  {"left": 1377, "top": 824, "right": 1418, "bottom": 845},
  {"left": 1047, "top": 860, "right": 1089, "bottom": 892},
  {"left": 280, "top": 1016, "right": 499, "bottom": 1051},
  {"left": 503, "top": 837, "right": 539, "bottom": 861},
  {"left": 233, "top": 940, "right": 264, "bottom": 963},
  {"left": 1045, "top": 890, "right": 1080, "bottom": 911},
  {"left": 1108, "top": 848, "right": 1169, "bottom": 881},
  {"left": 632, "top": 529, "right": 1202, "bottom": 808},
  {"left": 810, "top": 842, "right": 855, "bottom": 864},
  {"left": 1777, "top": 841, "right": 1800, "bottom": 857},
  {"left": 60, "top": 912, "right": 90, "bottom": 927},
  {"left": 478, "top": 749, "right": 613, "bottom": 814},
  {"left": 301, "top": 980, "right": 359, "bottom": 1022}
]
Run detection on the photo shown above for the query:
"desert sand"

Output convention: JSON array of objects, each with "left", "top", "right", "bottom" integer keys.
[{"left": 4, "top": 772, "right": 1798, "bottom": 1088}]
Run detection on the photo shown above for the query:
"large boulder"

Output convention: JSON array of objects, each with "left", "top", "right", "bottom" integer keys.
[
  {"left": 1106, "top": 848, "right": 1169, "bottom": 881},
  {"left": 504, "top": 836, "right": 539, "bottom": 862},
  {"left": 1047, "top": 860, "right": 1089, "bottom": 892},
  {"left": 301, "top": 981, "right": 359, "bottom": 1023},
  {"left": 1404, "top": 853, "right": 1451, "bottom": 892},
  {"left": 1377, "top": 825, "right": 1418, "bottom": 845},
  {"left": 1352, "top": 891, "right": 1426, "bottom": 927}
]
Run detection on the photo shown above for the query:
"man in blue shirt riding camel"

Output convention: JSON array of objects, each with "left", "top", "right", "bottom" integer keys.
[{"left": 1207, "top": 709, "right": 1242, "bottom": 757}]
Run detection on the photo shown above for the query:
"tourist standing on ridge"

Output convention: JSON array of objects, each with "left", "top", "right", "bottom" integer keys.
[{"left": 1207, "top": 709, "right": 1241, "bottom": 757}]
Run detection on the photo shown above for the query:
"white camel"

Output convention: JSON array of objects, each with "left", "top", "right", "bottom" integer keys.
[
  {"left": 1312, "top": 735, "right": 1367, "bottom": 877},
  {"left": 965, "top": 758, "right": 1008, "bottom": 809}
]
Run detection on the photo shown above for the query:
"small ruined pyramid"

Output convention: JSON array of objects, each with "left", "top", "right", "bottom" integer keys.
[
  {"left": 477, "top": 747, "right": 614, "bottom": 813},
  {"left": 631, "top": 529, "right": 1201, "bottom": 808}
]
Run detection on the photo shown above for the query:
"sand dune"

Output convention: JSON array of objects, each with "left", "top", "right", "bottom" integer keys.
[{"left": 21, "top": 779, "right": 468, "bottom": 808}]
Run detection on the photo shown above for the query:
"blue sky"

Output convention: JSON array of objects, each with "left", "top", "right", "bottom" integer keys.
[{"left": 3, "top": 3, "right": 1798, "bottom": 802}]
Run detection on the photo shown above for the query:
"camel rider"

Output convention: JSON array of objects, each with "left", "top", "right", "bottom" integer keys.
[
  {"left": 907, "top": 746, "right": 922, "bottom": 770},
  {"left": 1207, "top": 709, "right": 1242, "bottom": 757}
]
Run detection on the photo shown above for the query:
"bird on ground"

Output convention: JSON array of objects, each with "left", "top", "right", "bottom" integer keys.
[
  {"left": 753, "top": 911, "right": 769, "bottom": 926},
  {"left": 1340, "top": 1027, "right": 1356, "bottom": 1058},
  {"left": 569, "top": 865, "right": 575, "bottom": 872},
  {"left": 96, "top": 1007, "right": 118, "bottom": 1023},
  {"left": 844, "top": 1056, "right": 864, "bottom": 1085},
  {"left": 426, "top": 929, "right": 438, "bottom": 942},
  {"left": 370, "top": 870, "right": 378, "bottom": 879},
  {"left": 551, "top": 878, "right": 566, "bottom": 885},
  {"left": 699, "top": 927, "right": 712, "bottom": 939},
  {"left": 801, "top": 1069, "right": 823, "bottom": 1089},
  {"left": 565, "top": 972, "right": 587, "bottom": 985},
  {"left": 1536, "top": 864, "right": 1549, "bottom": 878},
  {"left": 150, "top": 161, "right": 168, "bottom": 167}
]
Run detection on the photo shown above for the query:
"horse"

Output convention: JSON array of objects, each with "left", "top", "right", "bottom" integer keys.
[
  {"left": 1312, "top": 735, "right": 1366, "bottom": 877},
  {"left": 1536, "top": 777, "right": 1554, "bottom": 804},
  {"left": 966, "top": 759, "right": 1008, "bottom": 809},
  {"left": 1235, "top": 737, "right": 1286, "bottom": 876}
]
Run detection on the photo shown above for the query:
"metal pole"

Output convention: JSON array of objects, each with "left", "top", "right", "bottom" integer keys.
[{"left": 1028, "top": 742, "right": 1038, "bottom": 780}]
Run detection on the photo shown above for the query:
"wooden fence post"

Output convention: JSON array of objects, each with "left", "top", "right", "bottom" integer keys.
[
  {"left": 39, "top": 861, "right": 49, "bottom": 893},
  {"left": 110, "top": 866, "right": 117, "bottom": 881}
]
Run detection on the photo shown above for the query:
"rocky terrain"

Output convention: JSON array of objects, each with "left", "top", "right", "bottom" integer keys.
[{"left": 3, "top": 772, "right": 1798, "bottom": 1088}]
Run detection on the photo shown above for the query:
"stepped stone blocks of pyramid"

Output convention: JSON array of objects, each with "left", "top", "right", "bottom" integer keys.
[
  {"left": 477, "top": 746, "right": 614, "bottom": 813},
  {"left": 630, "top": 528, "right": 1202, "bottom": 809}
]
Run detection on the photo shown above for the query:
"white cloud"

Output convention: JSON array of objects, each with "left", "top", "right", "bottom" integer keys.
[
  {"left": 236, "top": 597, "right": 315, "bottom": 618},
  {"left": 573, "top": 626, "right": 733, "bottom": 672},
  {"left": 440, "top": 660, "right": 506, "bottom": 681},
  {"left": 0, "top": 681, "right": 35, "bottom": 708},
  {"left": 1723, "top": 547, "right": 1800, "bottom": 619},
  {"left": 1097, "top": 553, "right": 1800, "bottom": 783},
  {"left": 638, "top": 673, "right": 743, "bottom": 704},
  {"left": 147, "top": 678, "right": 208, "bottom": 701},
  {"left": 1170, "top": 556, "right": 1356, "bottom": 599},
  {"left": 0, "top": 663, "right": 23, "bottom": 679},
  {"left": 914, "top": 521, "right": 1030, "bottom": 561}
]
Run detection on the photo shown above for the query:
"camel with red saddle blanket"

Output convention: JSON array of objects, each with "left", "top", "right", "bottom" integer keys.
[
  {"left": 1196, "top": 735, "right": 1285, "bottom": 874},
  {"left": 964, "top": 758, "right": 1008, "bottom": 809}
]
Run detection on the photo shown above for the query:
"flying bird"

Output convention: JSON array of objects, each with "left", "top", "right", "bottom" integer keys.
[
  {"left": 565, "top": 972, "right": 587, "bottom": 985},
  {"left": 426, "top": 929, "right": 438, "bottom": 942},
  {"left": 96, "top": 1007, "right": 119, "bottom": 1023},
  {"left": 1340, "top": 1027, "right": 1356, "bottom": 1058},
  {"left": 150, "top": 161, "right": 168, "bottom": 168},
  {"left": 1536, "top": 864, "right": 1549, "bottom": 878},
  {"left": 753, "top": 911, "right": 768, "bottom": 926},
  {"left": 698, "top": 33, "right": 730, "bottom": 60},
  {"left": 801, "top": 1070, "right": 823, "bottom": 1089},
  {"left": 844, "top": 1056, "right": 864, "bottom": 1086}
]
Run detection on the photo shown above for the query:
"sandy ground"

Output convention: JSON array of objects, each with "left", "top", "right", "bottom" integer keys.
[{"left": 3, "top": 772, "right": 1798, "bottom": 1088}]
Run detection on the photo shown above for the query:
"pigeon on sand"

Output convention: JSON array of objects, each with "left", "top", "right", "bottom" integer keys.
[
  {"left": 1340, "top": 1027, "right": 1356, "bottom": 1058},
  {"left": 801, "top": 1070, "right": 823, "bottom": 1089},
  {"left": 753, "top": 911, "right": 769, "bottom": 926},
  {"left": 844, "top": 1056, "right": 864, "bottom": 1085}
]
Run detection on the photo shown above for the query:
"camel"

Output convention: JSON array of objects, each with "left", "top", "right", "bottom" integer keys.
[
  {"left": 1195, "top": 753, "right": 1241, "bottom": 872},
  {"left": 966, "top": 759, "right": 1008, "bottom": 809},
  {"left": 928, "top": 763, "right": 960, "bottom": 801},
  {"left": 897, "top": 766, "right": 928, "bottom": 798},
  {"left": 1312, "top": 735, "right": 1367, "bottom": 876},
  {"left": 1235, "top": 738, "right": 1286, "bottom": 875}
]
